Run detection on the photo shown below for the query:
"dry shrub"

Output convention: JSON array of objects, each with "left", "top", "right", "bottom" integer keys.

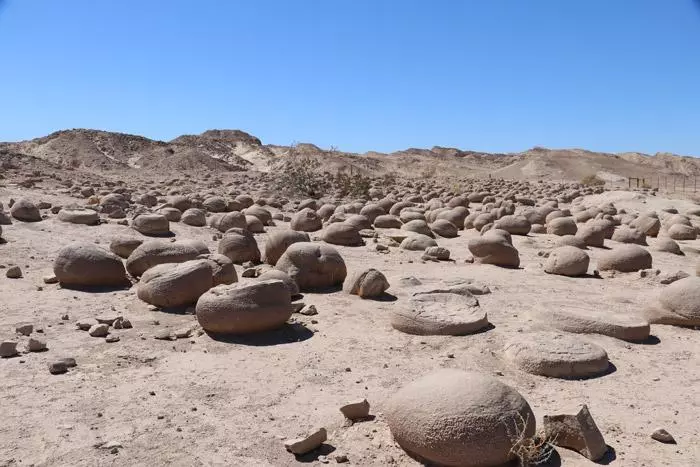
[
  {"left": 580, "top": 174, "right": 605, "bottom": 186},
  {"left": 506, "top": 413, "right": 557, "bottom": 466}
]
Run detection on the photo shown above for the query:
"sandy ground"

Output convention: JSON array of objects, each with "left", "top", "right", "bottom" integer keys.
[{"left": 1, "top": 186, "right": 699, "bottom": 467}]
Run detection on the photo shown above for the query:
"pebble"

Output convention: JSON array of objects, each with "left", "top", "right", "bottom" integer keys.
[
  {"left": 88, "top": 323, "right": 110, "bottom": 337},
  {"left": 15, "top": 323, "right": 33, "bottom": 336},
  {"left": 154, "top": 330, "right": 174, "bottom": 340},
  {"left": 43, "top": 275, "right": 59, "bottom": 284},
  {"left": 284, "top": 427, "right": 327, "bottom": 455},
  {"left": 77, "top": 319, "right": 98, "bottom": 331},
  {"left": 48, "top": 361, "right": 68, "bottom": 374},
  {"left": 651, "top": 428, "right": 676, "bottom": 444},
  {"left": 0, "top": 341, "right": 19, "bottom": 358},
  {"left": 106, "top": 336, "right": 120, "bottom": 343},
  {"left": 27, "top": 337, "right": 47, "bottom": 352},
  {"left": 340, "top": 399, "right": 370, "bottom": 421},
  {"left": 300, "top": 304, "right": 318, "bottom": 316},
  {"left": 335, "top": 454, "right": 349, "bottom": 463},
  {"left": 6, "top": 265, "right": 22, "bottom": 278}
]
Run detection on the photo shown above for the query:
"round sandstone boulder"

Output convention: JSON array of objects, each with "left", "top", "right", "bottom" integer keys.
[
  {"left": 385, "top": 369, "right": 535, "bottom": 467},
  {"left": 196, "top": 280, "right": 292, "bottom": 334}
]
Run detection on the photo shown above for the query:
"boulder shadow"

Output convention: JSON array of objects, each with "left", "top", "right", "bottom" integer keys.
[
  {"left": 303, "top": 284, "right": 343, "bottom": 294},
  {"left": 141, "top": 231, "right": 176, "bottom": 238},
  {"left": 371, "top": 292, "right": 398, "bottom": 302},
  {"left": 59, "top": 283, "right": 133, "bottom": 294},
  {"left": 636, "top": 334, "right": 661, "bottom": 345},
  {"left": 597, "top": 445, "right": 617, "bottom": 465},
  {"left": 294, "top": 443, "right": 336, "bottom": 463},
  {"left": 0, "top": 237, "right": 7, "bottom": 245},
  {"left": 206, "top": 323, "right": 314, "bottom": 346}
]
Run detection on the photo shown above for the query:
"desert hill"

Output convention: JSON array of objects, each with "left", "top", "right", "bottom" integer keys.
[{"left": 2, "top": 129, "right": 699, "bottom": 183}]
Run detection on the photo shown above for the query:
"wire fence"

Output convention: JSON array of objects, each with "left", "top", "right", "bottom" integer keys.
[{"left": 604, "top": 176, "right": 698, "bottom": 198}]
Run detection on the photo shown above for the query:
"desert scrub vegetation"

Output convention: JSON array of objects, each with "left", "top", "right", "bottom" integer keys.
[
  {"left": 506, "top": 413, "right": 557, "bottom": 466},
  {"left": 276, "top": 144, "right": 372, "bottom": 198},
  {"left": 580, "top": 174, "right": 605, "bottom": 186}
]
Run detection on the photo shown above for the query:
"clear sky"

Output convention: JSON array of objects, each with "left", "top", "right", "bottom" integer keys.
[{"left": 1, "top": 1, "right": 699, "bottom": 155}]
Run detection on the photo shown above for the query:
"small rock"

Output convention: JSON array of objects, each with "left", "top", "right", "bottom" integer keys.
[
  {"left": 291, "top": 302, "right": 306, "bottom": 313},
  {"left": 334, "top": 454, "right": 349, "bottom": 463},
  {"left": 6, "top": 266, "right": 22, "bottom": 278},
  {"left": 43, "top": 275, "right": 59, "bottom": 284},
  {"left": 651, "top": 428, "right": 676, "bottom": 444},
  {"left": 544, "top": 404, "right": 607, "bottom": 461},
  {"left": 48, "top": 361, "right": 68, "bottom": 374},
  {"left": 59, "top": 357, "right": 77, "bottom": 368},
  {"left": 105, "top": 335, "right": 120, "bottom": 343},
  {"left": 120, "top": 318, "right": 132, "bottom": 329},
  {"left": 284, "top": 427, "right": 327, "bottom": 455},
  {"left": 300, "top": 305, "right": 318, "bottom": 316},
  {"left": 375, "top": 244, "right": 388, "bottom": 252},
  {"left": 27, "top": 337, "right": 47, "bottom": 352},
  {"left": 100, "top": 441, "right": 123, "bottom": 450},
  {"left": 241, "top": 267, "right": 260, "bottom": 278},
  {"left": 77, "top": 319, "right": 98, "bottom": 331},
  {"left": 0, "top": 341, "right": 19, "bottom": 358},
  {"left": 61, "top": 314, "right": 69, "bottom": 321},
  {"left": 658, "top": 270, "right": 689, "bottom": 285},
  {"left": 88, "top": 324, "right": 110, "bottom": 337},
  {"left": 15, "top": 323, "right": 33, "bottom": 336},
  {"left": 174, "top": 327, "right": 192, "bottom": 339},
  {"left": 96, "top": 316, "right": 120, "bottom": 326},
  {"left": 340, "top": 399, "right": 370, "bottom": 421},
  {"left": 154, "top": 330, "right": 174, "bottom": 341}
]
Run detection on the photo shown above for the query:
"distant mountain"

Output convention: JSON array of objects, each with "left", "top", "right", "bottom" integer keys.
[{"left": 1, "top": 128, "right": 699, "bottom": 182}]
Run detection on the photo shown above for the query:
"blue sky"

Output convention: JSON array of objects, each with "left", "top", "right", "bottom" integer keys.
[{"left": 1, "top": 1, "right": 699, "bottom": 155}]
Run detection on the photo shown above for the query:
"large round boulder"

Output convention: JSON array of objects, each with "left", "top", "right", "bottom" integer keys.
[
  {"left": 385, "top": 370, "right": 535, "bottom": 467},
  {"left": 667, "top": 223, "right": 697, "bottom": 240},
  {"left": 196, "top": 280, "right": 292, "bottom": 334},
  {"left": 373, "top": 214, "right": 402, "bottom": 229},
  {"left": 132, "top": 213, "right": 170, "bottom": 236},
  {"left": 181, "top": 208, "right": 207, "bottom": 227},
  {"left": 645, "top": 276, "right": 700, "bottom": 326},
  {"left": 547, "top": 217, "right": 577, "bottom": 236},
  {"left": 137, "top": 260, "right": 213, "bottom": 307},
  {"left": 126, "top": 240, "right": 209, "bottom": 277},
  {"left": 653, "top": 237, "right": 683, "bottom": 255},
  {"left": 109, "top": 236, "right": 144, "bottom": 259},
  {"left": 10, "top": 199, "right": 41, "bottom": 222},
  {"left": 290, "top": 208, "right": 323, "bottom": 232},
  {"left": 275, "top": 243, "right": 347, "bottom": 291},
  {"left": 400, "top": 234, "right": 438, "bottom": 251},
  {"left": 493, "top": 215, "right": 531, "bottom": 235},
  {"left": 218, "top": 228, "right": 261, "bottom": 264},
  {"left": 158, "top": 207, "right": 182, "bottom": 222},
  {"left": 343, "top": 268, "right": 389, "bottom": 298},
  {"left": 54, "top": 243, "right": 128, "bottom": 287},
  {"left": 210, "top": 212, "right": 246, "bottom": 232},
  {"left": 611, "top": 226, "right": 647, "bottom": 245},
  {"left": 597, "top": 244, "right": 652, "bottom": 272},
  {"left": 430, "top": 219, "right": 458, "bottom": 238},
  {"left": 263, "top": 230, "right": 310, "bottom": 266},
  {"left": 468, "top": 230, "right": 520, "bottom": 268},
  {"left": 322, "top": 222, "right": 363, "bottom": 246},
  {"left": 544, "top": 246, "right": 590, "bottom": 276}
]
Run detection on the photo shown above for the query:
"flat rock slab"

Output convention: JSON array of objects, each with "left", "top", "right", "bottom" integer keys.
[
  {"left": 391, "top": 292, "right": 489, "bottom": 336},
  {"left": 530, "top": 307, "right": 650, "bottom": 342},
  {"left": 504, "top": 332, "right": 610, "bottom": 379}
]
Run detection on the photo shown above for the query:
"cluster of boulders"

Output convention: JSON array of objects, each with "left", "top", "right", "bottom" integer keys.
[{"left": 2, "top": 174, "right": 699, "bottom": 466}]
